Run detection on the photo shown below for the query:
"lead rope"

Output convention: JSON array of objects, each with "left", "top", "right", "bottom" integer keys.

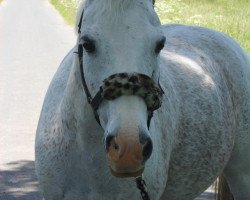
[{"left": 135, "top": 176, "right": 150, "bottom": 200}]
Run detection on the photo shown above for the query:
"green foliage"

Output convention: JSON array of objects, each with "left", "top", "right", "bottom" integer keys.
[
  {"left": 155, "top": 0, "right": 250, "bottom": 55},
  {"left": 50, "top": 0, "right": 78, "bottom": 25}
]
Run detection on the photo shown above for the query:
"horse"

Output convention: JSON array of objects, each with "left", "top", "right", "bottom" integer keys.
[{"left": 35, "top": 0, "right": 250, "bottom": 199}]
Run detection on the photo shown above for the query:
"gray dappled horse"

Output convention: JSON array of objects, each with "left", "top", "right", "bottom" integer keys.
[{"left": 35, "top": 0, "right": 250, "bottom": 199}]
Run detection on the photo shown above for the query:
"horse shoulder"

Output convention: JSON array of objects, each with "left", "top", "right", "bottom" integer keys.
[
  {"left": 36, "top": 50, "right": 73, "bottom": 169},
  {"left": 159, "top": 24, "right": 250, "bottom": 198}
]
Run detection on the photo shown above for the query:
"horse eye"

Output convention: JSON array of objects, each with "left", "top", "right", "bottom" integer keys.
[
  {"left": 82, "top": 37, "right": 96, "bottom": 53},
  {"left": 155, "top": 37, "right": 166, "bottom": 54}
]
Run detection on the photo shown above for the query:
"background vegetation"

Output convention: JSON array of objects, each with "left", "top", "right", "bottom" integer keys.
[
  {"left": 50, "top": 0, "right": 250, "bottom": 55},
  {"left": 50, "top": 0, "right": 78, "bottom": 25}
]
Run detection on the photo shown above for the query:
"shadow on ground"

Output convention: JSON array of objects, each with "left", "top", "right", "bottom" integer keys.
[
  {"left": 195, "top": 191, "right": 215, "bottom": 200},
  {"left": 0, "top": 160, "right": 42, "bottom": 200},
  {"left": 0, "top": 160, "right": 215, "bottom": 200}
]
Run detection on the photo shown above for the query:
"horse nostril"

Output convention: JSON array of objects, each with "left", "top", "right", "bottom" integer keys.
[
  {"left": 143, "top": 138, "right": 153, "bottom": 161},
  {"left": 113, "top": 142, "right": 119, "bottom": 150},
  {"left": 105, "top": 134, "right": 120, "bottom": 151},
  {"left": 105, "top": 135, "right": 114, "bottom": 151},
  {"left": 139, "top": 134, "right": 153, "bottom": 161}
]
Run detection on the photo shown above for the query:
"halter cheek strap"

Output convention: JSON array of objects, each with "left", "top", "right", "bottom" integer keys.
[{"left": 78, "top": 44, "right": 103, "bottom": 125}]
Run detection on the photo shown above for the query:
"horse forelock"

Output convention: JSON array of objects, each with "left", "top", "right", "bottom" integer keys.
[{"left": 75, "top": 0, "right": 155, "bottom": 32}]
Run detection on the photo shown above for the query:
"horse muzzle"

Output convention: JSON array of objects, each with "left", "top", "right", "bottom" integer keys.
[{"left": 105, "top": 129, "right": 153, "bottom": 178}]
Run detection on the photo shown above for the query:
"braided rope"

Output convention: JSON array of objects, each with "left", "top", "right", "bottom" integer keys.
[{"left": 135, "top": 176, "right": 150, "bottom": 200}]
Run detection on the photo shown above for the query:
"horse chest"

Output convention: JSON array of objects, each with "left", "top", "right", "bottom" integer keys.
[{"left": 162, "top": 119, "right": 234, "bottom": 198}]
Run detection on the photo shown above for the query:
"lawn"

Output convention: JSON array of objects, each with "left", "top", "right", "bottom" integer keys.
[
  {"left": 50, "top": 0, "right": 78, "bottom": 25},
  {"left": 155, "top": 0, "right": 250, "bottom": 55},
  {"left": 50, "top": 0, "right": 250, "bottom": 55}
]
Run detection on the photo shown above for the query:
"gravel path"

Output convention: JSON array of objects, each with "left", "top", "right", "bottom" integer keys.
[
  {"left": 0, "top": 0, "right": 214, "bottom": 199},
  {"left": 0, "top": 0, "right": 75, "bottom": 199}
]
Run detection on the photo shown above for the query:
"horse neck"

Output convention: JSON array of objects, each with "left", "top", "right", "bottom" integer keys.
[
  {"left": 59, "top": 54, "right": 112, "bottom": 187},
  {"left": 60, "top": 53, "right": 103, "bottom": 141}
]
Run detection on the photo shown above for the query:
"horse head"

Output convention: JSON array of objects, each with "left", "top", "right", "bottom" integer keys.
[{"left": 77, "top": 0, "right": 165, "bottom": 178}]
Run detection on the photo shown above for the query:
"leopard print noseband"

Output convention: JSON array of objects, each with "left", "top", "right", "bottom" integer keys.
[{"left": 101, "top": 73, "right": 164, "bottom": 111}]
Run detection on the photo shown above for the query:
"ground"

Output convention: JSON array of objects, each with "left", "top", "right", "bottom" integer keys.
[{"left": 0, "top": 0, "right": 75, "bottom": 198}]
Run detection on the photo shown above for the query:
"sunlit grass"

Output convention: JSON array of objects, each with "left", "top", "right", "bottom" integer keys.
[
  {"left": 51, "top": 0, "right": 250, "bottom": 55},
  {"left": 155, "top": 0, "right": 250, "bottom": 55},
  {"left": 50, "top": 0, "right": 78, "bottom": 25}
]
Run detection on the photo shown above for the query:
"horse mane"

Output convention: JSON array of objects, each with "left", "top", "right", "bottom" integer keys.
[{"left": 75, "top": 0, "right": 154, "bottom": 33}]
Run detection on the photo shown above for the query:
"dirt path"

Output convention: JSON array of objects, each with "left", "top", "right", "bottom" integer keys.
[{"left": 0, "top": 0, "right": 75, "bottom": 198}]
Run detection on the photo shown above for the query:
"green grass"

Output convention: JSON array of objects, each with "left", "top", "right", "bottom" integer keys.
[
  {"left": 51, "top": 0, "right": 250, "bottom": 55},
  {"left": 50, "top": 0, "right": 78, "bottom": 25},
  {"left": 155, "top": 0, "right": 250, "bottom": 55}
]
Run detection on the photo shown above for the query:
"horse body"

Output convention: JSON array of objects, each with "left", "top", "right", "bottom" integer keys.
[{"left": 35, "top": 0, "right": 250, "bottom": 199}]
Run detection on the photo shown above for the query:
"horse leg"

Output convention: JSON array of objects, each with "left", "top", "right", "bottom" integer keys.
[
  {"left": 222, "top": 135, "right": 250, "bottom": 199},
  {"left": 216, "top": 175, "right": 234, "bottom": 200},
  {"left": 223, "top": 169, "right": 250, "bottom": 200}
]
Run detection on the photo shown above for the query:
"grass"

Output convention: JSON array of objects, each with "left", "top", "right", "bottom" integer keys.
[
  {"left": 50, "top": 0, "right": 78, "bottom": 25},
  {"left": 155, "top": 0, "right": 250, "bottom": 55},
  {"left": 51, "top": 0, "right": 250, "bottom": 55}
]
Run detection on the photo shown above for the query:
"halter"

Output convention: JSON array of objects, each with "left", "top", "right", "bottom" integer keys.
[
  {"left": 76, "top": 4, "right": 158, "bottom": 200},
  {"left": 77, "top": 12, "right": 163, "bottom": 129}
]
